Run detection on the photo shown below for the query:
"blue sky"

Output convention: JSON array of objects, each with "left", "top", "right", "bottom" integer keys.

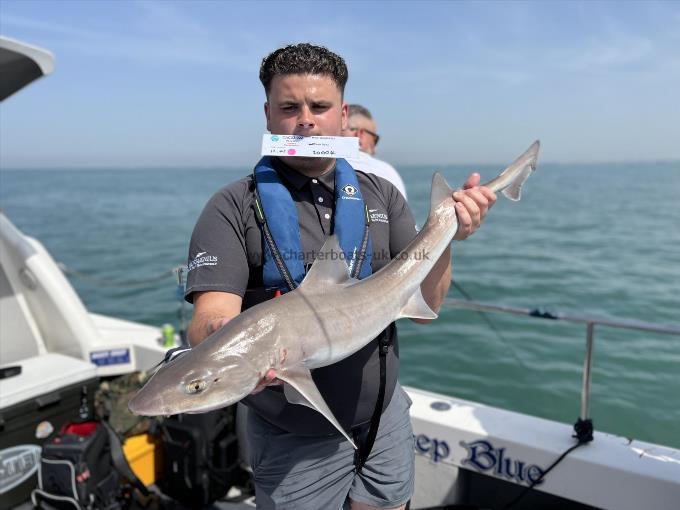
[{"left": 1, "top": 0, "right": 678, "bottom": 168}]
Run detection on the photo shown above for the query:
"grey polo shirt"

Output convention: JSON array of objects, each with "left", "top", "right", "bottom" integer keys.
[{"left": 186, "top": 157, "right": 418, "bottom": 434}]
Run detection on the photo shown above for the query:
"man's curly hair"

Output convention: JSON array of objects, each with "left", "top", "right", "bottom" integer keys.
[{"left": 259, "top": 43, "right": 348, "bottom": 97}]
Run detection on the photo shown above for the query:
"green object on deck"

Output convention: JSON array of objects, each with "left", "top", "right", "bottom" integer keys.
[{"left": 162, "top": 323, "right": 175, "bottom": 348}]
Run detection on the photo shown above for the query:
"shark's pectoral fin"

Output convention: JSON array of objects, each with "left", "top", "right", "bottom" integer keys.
[
  {"left": 398, "top": 288, "right": 438, "bottom": 320},
  {"left": 282, "top": 380, "right": 314, "bottom": 409},
  {"left": 277, "top": 367, "right": 357, "bottom": 449}
]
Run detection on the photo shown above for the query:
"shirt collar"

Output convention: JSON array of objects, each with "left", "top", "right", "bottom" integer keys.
[{"left": 272, "top": 157, "right": 336, "bottom": 193}]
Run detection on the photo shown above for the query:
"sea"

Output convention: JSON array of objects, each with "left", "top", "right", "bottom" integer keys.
[{"left": 1, "top": 161, "right": 679, "bottom": 449}]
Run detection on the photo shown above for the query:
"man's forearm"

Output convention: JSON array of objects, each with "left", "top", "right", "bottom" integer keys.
[
  {"left": 414, "top": 245, "right": 452, "bottom": 324},
  {"left": 187, "top": 291, "right": 244, "bottom": 347},
  {"left": 187, "top": 315, "right": 217, "bottom": 347},
  {"left": 411, "top": 172, "right": 495, "bottom": 325}
]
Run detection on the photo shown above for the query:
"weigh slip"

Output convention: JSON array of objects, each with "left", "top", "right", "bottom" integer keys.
[
  {"left": 260, "top": 133, "right": 359, "bottom": 159},
  {"left": 129, "top": 141, "right": 540, "bottom": 447}
]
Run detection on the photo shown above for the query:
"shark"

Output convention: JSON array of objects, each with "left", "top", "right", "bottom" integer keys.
[{"left": 128, "top": 141, "right": 540, "bottom": 447}]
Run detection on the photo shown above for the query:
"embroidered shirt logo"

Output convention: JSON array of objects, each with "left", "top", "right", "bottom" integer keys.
[
  {"left": 369, "top": 208, "right": 388, "bottom": 224},
  {"left": 188, "top": 251, "right": 218, "bottom": 272}
]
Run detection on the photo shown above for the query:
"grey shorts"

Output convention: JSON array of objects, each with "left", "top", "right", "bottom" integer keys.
[{"left": 247, "top": 384, "right": 415, "bottom": 510}]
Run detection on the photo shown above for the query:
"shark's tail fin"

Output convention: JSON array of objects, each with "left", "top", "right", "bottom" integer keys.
[
  {"left": 430, "top": 172, "right": 455, "bottom": 214},
  {"left": 485, "top": 140, "right": 540, "bottom": 202},
  {"left": 429, "top": 140, "right": 539, "bottom": 215}
]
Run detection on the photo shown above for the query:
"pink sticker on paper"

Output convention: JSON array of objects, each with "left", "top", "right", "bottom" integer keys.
[{"left": 287, "top": 149, "right": 296, "bottom": 155}]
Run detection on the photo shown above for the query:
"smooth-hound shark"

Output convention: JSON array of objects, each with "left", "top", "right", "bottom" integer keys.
[{"left": 129, "top": 141, "right": 540, "bottom": 447}]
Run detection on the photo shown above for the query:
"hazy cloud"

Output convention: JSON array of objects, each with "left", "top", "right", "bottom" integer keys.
[
  {"left": 552, "top": 36, "right": 653, "bottom": 71},
  {"left": 1, "top": 6, "right": 257, "bottom": 69}
]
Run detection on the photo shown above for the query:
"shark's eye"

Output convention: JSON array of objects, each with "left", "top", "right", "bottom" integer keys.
[{"left": 186, "top": 379, "right": 207, "bottom": 394}]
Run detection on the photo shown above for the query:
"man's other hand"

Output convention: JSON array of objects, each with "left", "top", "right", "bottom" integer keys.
[
  {"left": 452, "top": 172, "right": 497, "bottom": 241},
  {"left": 250, "top": 369, "right": 284, "bottom": 394}
]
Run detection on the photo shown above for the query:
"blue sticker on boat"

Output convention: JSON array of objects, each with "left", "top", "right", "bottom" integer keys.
[{"left": 89, "top": 348, "right": 131, "bottom": 366}]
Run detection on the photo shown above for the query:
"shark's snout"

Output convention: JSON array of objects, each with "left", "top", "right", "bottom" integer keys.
[
  {"left": 128, "top": 387, "right": 168, "bottom": 416},
  {"left": 128, "top": 353, "right": 262, "bottom": 417}
]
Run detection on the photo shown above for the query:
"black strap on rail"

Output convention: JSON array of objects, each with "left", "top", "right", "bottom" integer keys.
[
  {"left": 501, "top": 417, "right": 594, "bottom": 509},
  {"left": 354, "top": 325, "right": 393, "bottom": 473}
]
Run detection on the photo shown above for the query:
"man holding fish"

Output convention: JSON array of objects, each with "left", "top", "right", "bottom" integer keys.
[{"left": 142, "top": 44, "right": 497, "bottom": 509}]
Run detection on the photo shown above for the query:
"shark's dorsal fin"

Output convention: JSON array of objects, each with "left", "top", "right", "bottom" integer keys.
[
  {"left": 278, "top": 366, "right": 357, "bottom": 448},
  {"left": 299, "top": 235, "right": 357, "bottom": 291},
  {"left": 430, "top": 173, "right": 455, "bottom": 212},
  {"left": 398, "top": 287, "right": 438, "bottom": 320}
]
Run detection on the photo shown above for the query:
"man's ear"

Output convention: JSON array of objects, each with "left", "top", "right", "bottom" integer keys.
[
  {"left": 341, "top": 102, "right": 349, "bottom": 131},
  {"left": 264, "top": 102, "right": 270, "bottom": 132}
]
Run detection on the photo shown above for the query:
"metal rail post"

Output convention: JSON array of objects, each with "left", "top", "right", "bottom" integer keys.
[{"left": 580, "top": 322, "right": 595, "bottom": 421}]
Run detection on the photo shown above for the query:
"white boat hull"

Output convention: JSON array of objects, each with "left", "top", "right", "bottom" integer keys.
[{"left": 407, "top": 386, "right": 680, "bottom": 510}]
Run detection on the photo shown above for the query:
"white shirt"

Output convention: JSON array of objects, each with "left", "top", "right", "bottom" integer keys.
[{"left": 344, "top": 151, "right": 408, "bottom": 200}]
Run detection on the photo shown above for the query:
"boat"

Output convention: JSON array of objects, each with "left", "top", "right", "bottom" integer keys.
[
  {"left": 2, "top": 36, "right": 679, "bottom": 510},
  {"left": 0, "top": 37, "right": 168, "bottom": 508}
]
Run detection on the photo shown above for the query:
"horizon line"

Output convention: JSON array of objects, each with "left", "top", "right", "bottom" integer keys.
[{"left": 2, "top": 159, "right": 679, "bottom": 171}]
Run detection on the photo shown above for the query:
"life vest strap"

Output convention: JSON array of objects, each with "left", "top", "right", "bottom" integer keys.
[
  {"left": 350, "top": 206, "right": 371, "bottom": 279},
  {"left": 253, "top": 192, "right": 297, "bottom": 292}
]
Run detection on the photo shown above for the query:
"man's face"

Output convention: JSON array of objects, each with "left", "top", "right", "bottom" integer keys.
[
  {"left": 265, "top": 73, "right": 347, "bottom": 136},
  {"left": 344, "top": 115, "right": 379, "bottom": 155}
]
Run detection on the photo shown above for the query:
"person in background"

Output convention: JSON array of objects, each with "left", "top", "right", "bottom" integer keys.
[{"left": 343, "top": 104, "right": 408, "bottom": 199}]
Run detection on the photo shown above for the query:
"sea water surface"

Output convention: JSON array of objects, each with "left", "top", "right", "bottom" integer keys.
[{"left": 2, "top": 162, "right": 679, "bottom": 448}]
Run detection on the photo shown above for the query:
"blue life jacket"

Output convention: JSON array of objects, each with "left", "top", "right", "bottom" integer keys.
[{"left": 253, "top": 156, "right": 372, "bottom": 292}]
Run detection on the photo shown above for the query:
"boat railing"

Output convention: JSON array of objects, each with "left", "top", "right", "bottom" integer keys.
[{"left": 443, "top": 297, "right": 680, "bottom": 423}]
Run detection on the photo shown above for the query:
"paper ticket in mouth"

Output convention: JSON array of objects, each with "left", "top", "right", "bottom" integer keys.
[{"left": 261, "top": 134, "right": 359, "bottom": 159}]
